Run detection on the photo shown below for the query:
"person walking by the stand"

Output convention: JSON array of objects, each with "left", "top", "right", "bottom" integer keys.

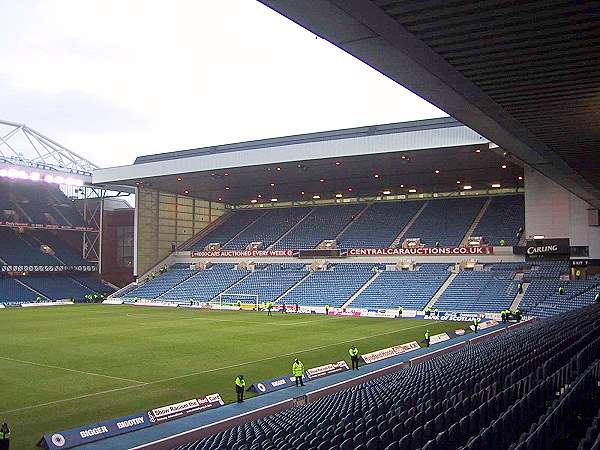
[
  {"left": 398, "top": 306, "right": 403, "bottom": 318},
  {"left": 0, "top": 422, "right": 9, "bottom": 450},
  {"left": 518, "top": 283, "right": 523, "bottom": 294},
  {"left": 473, "top": 317, "right": 480, "bottom": 333},
  {"left": 292, "top": 358, "right": 305, "bottom": 386},
  {"left": 234, "top": 375, "right": 246, "bottom": 403},
  {"left": 424, "top": 330, "right": 430, "bottom": 347},
  {"left": 558, "top": 286, "right": 565, "bottom": 295},
  {"left": 325, "top": 304, "right": 330, "bottom": 316},
  {"left": 349, "top": 345, "right": 359, "bottom": 370},
  {"left": 594, "top": 292, "right": 600, "bottom": 304},
  {"left": 575, "top": 269, "right": 581, "bottom": 280}
]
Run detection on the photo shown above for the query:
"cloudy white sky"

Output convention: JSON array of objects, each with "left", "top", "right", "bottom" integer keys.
[{"left": 0, "top": 0, "right": 445, "bottom": 169}]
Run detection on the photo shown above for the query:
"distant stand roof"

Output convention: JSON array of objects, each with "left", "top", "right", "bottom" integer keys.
[
  {"left": 0, "top": 119, "right": 98, "bottom": 175},
  {"left": 134, "top": 116, "right": 457, "bottom": 165}
]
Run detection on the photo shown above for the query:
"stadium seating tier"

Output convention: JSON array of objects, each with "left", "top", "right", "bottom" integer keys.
[{"left": 174, "top": 304, "right": 600, "bottom": 450}]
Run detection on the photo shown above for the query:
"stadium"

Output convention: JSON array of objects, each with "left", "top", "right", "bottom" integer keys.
[{"left": 1, "top": 2, "right": 600, "bottom": 450}]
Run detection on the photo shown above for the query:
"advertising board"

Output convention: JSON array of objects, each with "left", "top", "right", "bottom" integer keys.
[
  {"left": 361, "top": 341, "right": 420, "bottom": 364},
  {"left": 306, "top": 361, "right": 349, "bottom": 379}
]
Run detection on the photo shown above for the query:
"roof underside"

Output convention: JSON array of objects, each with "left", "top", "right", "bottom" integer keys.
[
  {"left": 257, "top": 0, "right": 600, "bottom": 208},
  {"left": 109, "top": 144, "right": 522, "bottom": 204},
  {"left": 93, "top": 118, "right": 525, "bottom": 203}
]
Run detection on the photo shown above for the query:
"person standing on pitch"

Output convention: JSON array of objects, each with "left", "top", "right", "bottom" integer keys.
[
  {"left": 292, "top": 358, "right": 305, "bottom": 386},
  {"left": 0, "top": 422, "right": 9, "bottom": 450},
  {"left": 325, "top": 304, "right": 330, "bottom": 316},
  {"left": 267, "top": 301, "right": 273, "bottom": 316},
  {"left": 235, "top": 375, "right": 246, "bottom": 403},
  {"left": 424, "top": 330, "right": 430, "bottom": 347},
  {"left": 349, "top": 345, "right": 359, "bottom": 370}
]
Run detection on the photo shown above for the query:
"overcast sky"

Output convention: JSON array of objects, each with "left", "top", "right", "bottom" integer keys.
[{"left": 0, "top": 0, "right": 445, "bottom": 169}]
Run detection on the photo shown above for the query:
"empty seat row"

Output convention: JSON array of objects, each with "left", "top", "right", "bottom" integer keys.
[
  {"left": 352, "top": 267, "right": 450, "bottom": 310},
  {"left": 174, "top": 304, "right": 600, "bottom": 450},
  {"left": 184, "top": 195, "right": 523, "bottom": 251}
]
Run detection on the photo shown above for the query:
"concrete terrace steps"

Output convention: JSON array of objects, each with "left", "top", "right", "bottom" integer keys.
[
  {"left": 26, "top": 232, "right": 70, "bottom": 266},
  {"left": 266, "top": 207, "right": 316, "bottom": 250},
  {"left": 460, "top": 197, "right": 493, "bottom": 246},
  {"left": 424, "top": 271, "right": 458, "bottom": 310},
  {"left": 222, "top": 211, "right": 269, "bottom": 248},
  {"left": 214, "top": 270, "right": 256, "bottom": 301},
  {"left": 15, "top": 277, "right": 48, "bottom": 300},
  {"left": 180, "top": 211, "right": 235, "bottom": 251},
  {"left": 12, "top": 201, "right": 35, "bottom": 224},
  {"left": 50, "top": 204, "right": 74, "bottom": 228},
  {"left": 334, "top": 203, "right": 371, "bottom": 241},
  {"left": 391, "top": 201, "right": 429, "bottom": 248},
  {"left": 340, "top": 270, "right": 381, "bottom": 309},
  {"left": 510, "top": 282, "right": 530, "bottom": 310},
  {"left": 108, "top": 282, "right": 139, "bottom": 299},
  {"left": 276, "top": 270, "right": 312, "bottom": 304},
  {"left": 154, "top": 270, "right": 206, "bottom": 300}
]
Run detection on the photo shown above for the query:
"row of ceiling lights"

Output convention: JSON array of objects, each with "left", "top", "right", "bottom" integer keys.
[
  {"left": 246, "top": 179, "right": 522, "bottom": 203},
  {"left": 138, "top": 149, "right": 516, "bottom": 200},
  {"left": 169, "top": 162, "right": 513, "bottom": 187},
  {"left": 134, "top": 148, "right": 497, "bottom": 187},
  {"left": 177, "top": 175, "right": 523, "bottom": 201}
]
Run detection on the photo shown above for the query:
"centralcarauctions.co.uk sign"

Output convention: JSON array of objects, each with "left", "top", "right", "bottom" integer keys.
[{"left": 348, "top": 246, "right": 494, "bottom": 256}]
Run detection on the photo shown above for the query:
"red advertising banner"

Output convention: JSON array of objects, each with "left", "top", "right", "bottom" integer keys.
[
  {"left": 305, "top": 361, "right": 349, "bottom": 379},
  {"left": 147, "top": 394, "right": 224, "bottom": 424},
  {"left": 348, "top": 246, "right": 494, "bottom": 256},
  {"left": 191, "top": 250, "right": 294, "bottom": 258}
]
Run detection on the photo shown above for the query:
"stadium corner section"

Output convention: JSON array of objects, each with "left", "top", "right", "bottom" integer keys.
[{"left": 47, "top": 317, "right": 518, "bottom": 450}]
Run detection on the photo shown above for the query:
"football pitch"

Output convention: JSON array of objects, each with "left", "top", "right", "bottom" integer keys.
[{"left": 0, "top": 305, "right": 468, "bottom": 449}]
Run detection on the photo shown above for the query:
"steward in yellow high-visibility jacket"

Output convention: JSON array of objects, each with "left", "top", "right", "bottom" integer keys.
[
  {"left": 349, "top": 345, "right": 359, "bottom": 370},
  {"left": 235, "top": 375, "right": 246, "bottom": 402},
  {"left": 292, "top": 358, "right": 305, "bottom": 387}
]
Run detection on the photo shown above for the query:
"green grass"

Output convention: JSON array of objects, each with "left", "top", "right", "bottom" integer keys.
[{"left": 0, "top": 305, "right": 467, "bottom": 449}]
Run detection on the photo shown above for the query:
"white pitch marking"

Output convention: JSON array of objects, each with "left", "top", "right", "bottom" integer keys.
[
  {"left": 125, "top": 312, "right": 329, "bottom": 326},
  {"left": 2, "top": 321, "right": 435, "bottom": 414},
  {"left": 147, "top": 321, "right": 433, "bottom": 384},
  {"left": 0, "top": 383, "right": 146, "bottom": 415},
  {"left": 0, "top": 355, "right": 146, "bottom": 384}
]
